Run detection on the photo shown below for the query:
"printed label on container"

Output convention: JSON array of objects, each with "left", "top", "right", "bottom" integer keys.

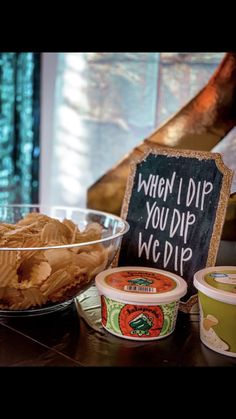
[
  {"left": 198, "top": 297, "right": 236, "bottom": 357},
  {"left": 101, "top": 295, "right": 179, "bottom": 339},
  {"left": 104, "top": 270, "right": 177, "bottom": 294},
  {"left": 204, "top": 270, "right": 236, "bottom": 294}
]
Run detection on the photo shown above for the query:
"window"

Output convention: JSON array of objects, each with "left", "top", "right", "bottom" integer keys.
[{"left": 41, "top": 53, "right": 236, "bottom": 207}]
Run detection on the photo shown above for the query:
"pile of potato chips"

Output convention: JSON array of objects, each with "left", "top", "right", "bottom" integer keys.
[{"left": 0, "top": 212, "right": 111, "bottom": 310}]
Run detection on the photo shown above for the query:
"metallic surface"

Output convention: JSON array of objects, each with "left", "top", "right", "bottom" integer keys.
[{"left": 87, "top": 53, "right": 236, "bottom": 240}]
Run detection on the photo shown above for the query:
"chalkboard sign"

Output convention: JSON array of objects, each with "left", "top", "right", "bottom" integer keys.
[{"left": 118, "top": 146, "right": 233, "bottom": 313}]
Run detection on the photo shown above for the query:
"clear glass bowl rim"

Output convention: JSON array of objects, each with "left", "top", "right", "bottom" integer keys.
[{"left": 0, "top": 204, "right": 130, "bottom": 251}]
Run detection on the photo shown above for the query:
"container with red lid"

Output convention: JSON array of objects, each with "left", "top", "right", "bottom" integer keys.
[{"left": 95, "top": 266, "right": 187, "bottom": 341}]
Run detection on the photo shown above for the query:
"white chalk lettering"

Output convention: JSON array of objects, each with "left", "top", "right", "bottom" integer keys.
[
  {"left": 180, "top": 211, "right": 185, "bottom": 238},
  {"left": 195, "top": 181, "right": 201, "bottom": 208},
  {"left": 138, "top": 232, "right": 152, "bottom": 259},
  {"left": 174, "top": 246, "right": 178, "bottom": 272},
  {"left": 164, "top": 241, "right": 173, "bottom": 268},
  {"left": 137, "top": 172, "right": 176, "bottom": 201},
  {"left": 137, "top": 173, "right": 152, "bottom": 195},
  {"left": 180, "top": 247, "right": 192, "bottom": 276},
  {"left": 184, "top": 212, "right": 196, "bottom": 244},
  {"left": 160, "top": 207, "right": 169, "bottom": 231},
  {"left": 149, "top": 175, "right": 159, "bottom": 198},
  {"left": 145, "top": 201, "right": 157, "bottom": 229},
  {"left": 186, "top": 178, "right": 213, "bottom": 210},
  {"left": 186, "top": 178, "right": 196, "bottom": 207},
  {"left": 152, "top": 239, "right": 161, "bottom": 262},
  {"left": 138, "top": 232, "right": 160, "bottom": 262},
  {"left": 177, "top": 177, "right": 183, "bottom": 205},
  {"left": 169, "top": 209, "right": 181, "bottom": 239},
  {"left": 157, "top": 177, "right": 165, "bottom": 199},
  {"left": 145, "top": 202, "right": 169, "bottom": 231},
  {"left": 163, "top": 172, "right": 176, "bottom": 202},
  {"left": 163, "top": 241, "right": 193, "bottom": 276},
  {"left": 170, "top": 209, "right": 196, "bottom": 244},
  {"left": 201, "top": 181, "right": 213, "bottom": 210}
]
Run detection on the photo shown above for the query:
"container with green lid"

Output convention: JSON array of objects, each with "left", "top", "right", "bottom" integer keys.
[{"left": 194, "top": 266, "right": 236, "bottom": 357}]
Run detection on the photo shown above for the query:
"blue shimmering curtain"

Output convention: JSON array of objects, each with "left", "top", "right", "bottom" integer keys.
[{"left": 0, "top": 52, "right": 40, "bottom": 204}]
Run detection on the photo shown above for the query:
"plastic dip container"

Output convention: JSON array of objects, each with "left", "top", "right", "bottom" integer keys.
[
  {"left": 194, "top": 266, "right": 236, "bottom": 357},
  {"left": 95, "top": 266, "right": 187, "bottom": 341}
]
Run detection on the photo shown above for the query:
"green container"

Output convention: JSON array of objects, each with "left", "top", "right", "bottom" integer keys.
[
  {"left": 194, "top": 266, "right": 236, "bottom": 357},
  {"left": 95, "top": 266, "right": 187, "bottom": 341}
]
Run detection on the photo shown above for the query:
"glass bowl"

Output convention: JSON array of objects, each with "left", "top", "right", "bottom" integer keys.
[{"left": 0, "top": 205, "right": 129, "bottom": 316}]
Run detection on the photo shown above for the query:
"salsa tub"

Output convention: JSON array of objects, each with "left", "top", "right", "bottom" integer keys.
[{"left": 95, "top": 266, "right": 187, "bottom": 341}]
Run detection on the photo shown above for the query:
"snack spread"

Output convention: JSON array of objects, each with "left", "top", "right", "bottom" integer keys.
[
  {"left": 95, "top": 266, "right": 187, "bottom": 340},
  {"left": 0, "top": 212, "right": 110, "bottom": 310},
  {"left": 194, "top": 266, "right": 236, "bottom": 357}
]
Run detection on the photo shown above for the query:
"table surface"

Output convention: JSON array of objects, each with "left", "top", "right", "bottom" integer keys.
[{"left": 0, "top": 240, "right": 235, "bottom": 367}]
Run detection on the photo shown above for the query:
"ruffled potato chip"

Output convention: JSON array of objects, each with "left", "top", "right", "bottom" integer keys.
[
  {"left": 0, "top": 265, "right": 18, "bottom": 287},
  {"left": 7, "top": 288, "right": 47, "bottom": 310},
  {"left": 44, "top": 248, "right": 74, "bottom": 272},
  {"left": 73, "top": 248, "right": 108, "bottom": 275},
  {"left": 17, "top": 212, "right": 52, "bottom": 226},
  {"left": 0, "top": 212, "right": 111, "bottom": 310},
  {"left": 40, "top": 269, "right": 72, "bottom": 297},
  {"left": 0, "top": 250, "right": 21, "bottom": 269},
  {"left": 48, "top": 276, "right": 88, "bottom": 303},
  {"left": 19, "top": 260, "right": 52, "bottom": 288},
  {"left": 74, "top": 222, "right": 103, "bottom": 243}
]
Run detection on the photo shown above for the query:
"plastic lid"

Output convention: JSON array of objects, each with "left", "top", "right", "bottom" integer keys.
[
  {"left": 95, "top": 266, "right": 187, "bottom": 304},
  {"left": 194, "top": 266, "right": 236, "bottom": 305}
]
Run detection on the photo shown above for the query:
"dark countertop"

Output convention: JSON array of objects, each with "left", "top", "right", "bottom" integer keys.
[
  {"left": 0, "top": 240, "right": 235, "bottom": 367},
  {"left": 0, "top": 300, "right": 236, "bottom": 367}
]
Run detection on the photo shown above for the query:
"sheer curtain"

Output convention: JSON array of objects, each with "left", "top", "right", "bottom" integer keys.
[
  {"left": 0, "top": 53, "right": 40, "bottom": 204},
  {"left": 41, "top": 52, "right": 236, "bottom": 207}
]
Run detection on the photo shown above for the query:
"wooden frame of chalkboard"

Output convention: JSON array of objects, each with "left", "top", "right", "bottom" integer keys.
[{"left": 117, "top": 145, "right": 233, "bottom": 313}]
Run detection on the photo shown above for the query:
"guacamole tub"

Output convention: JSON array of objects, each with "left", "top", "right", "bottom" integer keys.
[
  {"left": 194, "top": 266, "right": 236, "bottom": 357},
  {"left": 95, "top": 266, "right": 187, "bottom": 341}
]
